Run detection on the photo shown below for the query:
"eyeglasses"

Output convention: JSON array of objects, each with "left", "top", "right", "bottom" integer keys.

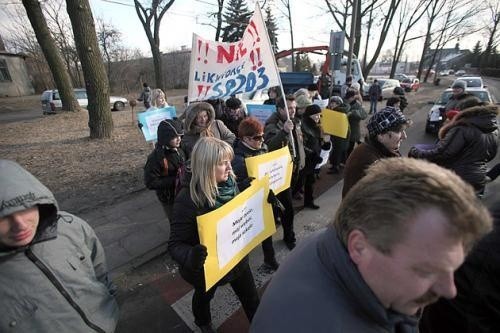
[{"left": 250, "top": 135, "right": 264, "bottom": 141}]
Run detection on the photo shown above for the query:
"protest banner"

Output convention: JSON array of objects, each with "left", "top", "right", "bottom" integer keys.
[
  {"left": 187, "top": 4, "right": 280, "bottom": 102},
  {"left": 137, "top": 107, "right": 176, "bottom": 141},
  {"left": 321, "top": 108, "right": 349, "bottom": 139},
  {"left": 244, "top": 146, "right": 293, "bottom": 194},
  {"left": 197, "top": 176, "right": 275, "bottom": 290},
  {"left": 246, "top": 103, "right": 276, "bottom": 125}
]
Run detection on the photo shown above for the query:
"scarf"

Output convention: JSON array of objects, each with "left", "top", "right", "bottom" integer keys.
[{"left": 214, "top": 177, "right": 237, "bottom": 208}]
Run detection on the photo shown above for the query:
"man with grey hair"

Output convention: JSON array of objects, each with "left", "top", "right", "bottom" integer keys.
[{"left": 251, "top": 158, "right": 492, "bottom": 332}]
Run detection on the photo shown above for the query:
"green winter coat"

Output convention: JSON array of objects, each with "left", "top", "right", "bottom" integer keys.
[{"left": 0, "top": 159, "right": 119, "bottom": 332}]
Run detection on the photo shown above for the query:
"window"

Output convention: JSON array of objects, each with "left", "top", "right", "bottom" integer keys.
[{"left": 0, "top": 59, "right": 12, "bottom": 82}]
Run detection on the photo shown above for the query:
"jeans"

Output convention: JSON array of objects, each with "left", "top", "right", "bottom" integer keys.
[{"left": 369, "top": 99, "right": 378, "bottom": 114}]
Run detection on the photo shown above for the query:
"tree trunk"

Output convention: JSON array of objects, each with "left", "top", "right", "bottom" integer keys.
[
  {"left": 66, "top": 0, "right": 113, "bottom": 139},
  {"left": 354, "top": 0, "right": 362, "bottom": 57},
  {"left": 22, "top": 0, "right": 78, "bottom": 111}
]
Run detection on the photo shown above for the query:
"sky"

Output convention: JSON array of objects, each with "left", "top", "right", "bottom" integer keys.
[{"left": 1, "top": 0, "right": 483, "bottom": 63}]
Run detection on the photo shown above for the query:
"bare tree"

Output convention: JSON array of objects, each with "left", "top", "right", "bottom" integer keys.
[
  {"left": 389, "top": 0, "right": 431, "bottom": 77},
  {"left": 21, "top": 0, "right": 78, "bottom": 111},
  {"left": 134, "top": 0, "right": 175, "bottom": 91},
  {"left": 96, "top": 19, "right": 122, "bottom": 83},
  {"left": 484, "top": 1, "right": 500, "bottom": 55},
  {"left": 214, "top": 0, "right": 225, "bottom": 41},
  {"left": 279, "top": 0, "right": 295, "bottom": 70},
  {"left": 66, "top": 0, "right": 113, "bottom": 139}
]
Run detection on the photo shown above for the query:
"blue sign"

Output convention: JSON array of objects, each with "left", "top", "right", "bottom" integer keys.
[
  {"left": 137, "top": 106, "right": 176, "bottom": 141},
  {"left": 246, "top": 104, "right": 276, "bottom": 125}
]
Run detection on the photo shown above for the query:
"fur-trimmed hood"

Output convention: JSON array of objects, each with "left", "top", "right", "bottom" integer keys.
[
  {"left": 183, "top": 102, "right": 216, "bottom": 134},
  {"left": 439, "top": 104, "right": 499, "bottom": 139}
]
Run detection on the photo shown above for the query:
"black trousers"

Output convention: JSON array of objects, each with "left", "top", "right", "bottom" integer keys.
[
  {"left": 192, "top": 263, "right": 259, "bottom": 326},
  {"left": 277, "top": 188, "right": 295, "bottom": 244}
]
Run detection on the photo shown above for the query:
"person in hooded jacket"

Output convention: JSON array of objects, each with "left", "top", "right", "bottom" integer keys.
[
  {"left": 168, "top": 137, "right": 259, "bottom": 332},
  {"left": 0, "top": 160, "right": 119, "bottom": 332},
  {"left": 342, "top": 108, "right": 410, "bottom": 198},
  {"left": 144, "top": 119, "right": 186, "bottom": 220},
  {"left": 138, "top": 82, "right": 152, "bottom": 109},
  {"left": 181, "top": 102, "right": 236, "bottom": 159},
  {"left": 232, "top": 117, "right": 280, "bottom": 271},
  {"left": 409, "top": 100, "right": 498, "bottom": 195}
]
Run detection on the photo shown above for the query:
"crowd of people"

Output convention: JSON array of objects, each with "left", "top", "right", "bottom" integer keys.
[{"left": 1, "top": 75, "right": 498, "bottom": 332}]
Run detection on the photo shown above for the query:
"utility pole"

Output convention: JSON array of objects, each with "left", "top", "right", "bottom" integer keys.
[{"left": 346, "top": 0, "right": 358, "bottom": 77}]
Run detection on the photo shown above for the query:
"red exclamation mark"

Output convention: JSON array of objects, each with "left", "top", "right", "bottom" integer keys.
[
  {"left": 197, "top": 40, "right": 202, "bottom": 61},
  {"left": 204, "top": 43, "right": 209, "bottom": 64},
  {"left": 256, "top": 47, "right": 262, "bottom": 67},
  {"left": 197, "top": 85, "right": 204, "bottom": 97},
  {"left": 249, "top": 20, "right": 260, "bottom": 43},
  {"left": 250, "top": 50, "right": 256, "bottom": 70},
  {"left": 204, "top": 85, "right": 211, "bottom": 98}
]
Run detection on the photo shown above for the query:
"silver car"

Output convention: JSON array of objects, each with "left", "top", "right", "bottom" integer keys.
[{"left": 41, "top": 88, "right": 128, "bottom": 114}]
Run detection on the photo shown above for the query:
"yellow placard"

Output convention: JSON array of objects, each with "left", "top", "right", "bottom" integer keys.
[
  {"left": 197, "top": 176, "right": 276, "bottom": 291},
  {"left": 321, "top": 108, "right": 349, "bottom": 139},
  {"left": 244, "top": 146, "right": 293, "bottom": 195}
]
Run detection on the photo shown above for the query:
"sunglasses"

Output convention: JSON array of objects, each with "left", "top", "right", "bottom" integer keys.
[{"left": 250, "top": 135, "right": 264, "bottom": 141}]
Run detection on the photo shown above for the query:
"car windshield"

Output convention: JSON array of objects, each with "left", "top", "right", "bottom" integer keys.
[
  {"left": 436, "top": 91, "right": 453, "bottom": 104},
  {"left": 469, "top": 91, "right": 491, "bottom": 102},
  {"left": 459, "top": 78, "right": 482, "bottom": 88}
]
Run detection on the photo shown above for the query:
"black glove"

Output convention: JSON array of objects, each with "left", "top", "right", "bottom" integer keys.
[
  {"left": 321, "top": 142, "right": 331, "bottom": 150},
  {"left": 188, "top": 244, "right": 207, "bottom": 271},
  {"left": 408, "top": 147, "right": 418, "bottom": 158},
  {"left": 239, "top": 177, "right": 255, "bottom": 190},
  {"left": 137, "top": 121, "right": 143, "bottom": 130},
  {"left": 267, "top": 190, "right": 285, "bottom": 212},
  {"left": 312, "top": 153, "right": 323, "bottom": 165}
]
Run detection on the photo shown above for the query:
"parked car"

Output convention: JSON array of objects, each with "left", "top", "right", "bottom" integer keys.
[
  {"left": 377, "top": 78, "right": 402, "bottom": 100},
  {"left": 425, "top": 87, "right": 496, "bottom": 134},
  {"left": 394, "top": 73, "right": 408, "bottom": 82},
  {"left": 455, "top": 70, "right": 466, "bottom": 76},
  {"left": 452, "top": 76, "right": 485, "bottom": 89},
  {"left": 400, "top": 77, "right": 420, "bottom": 92},
  {"left": 438, "top": 69, "right": 454, "bottom": 76},
  {"left": 41, "top": 88, "right": 128, "bottom": 114}
]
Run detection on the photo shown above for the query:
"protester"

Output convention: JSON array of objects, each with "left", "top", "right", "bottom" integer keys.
[
  {"left": 327, "top": 96, "right": 350, "bottom": 174},
  {"left": 219, "top": 97, "right": 246, "bottom": 136},
  {"left": 340, "top": 76, "right": 352, "bottom": 99},
  {"left": 420, "top": 200, "right": 500, "bottom": 332},
  {"left": 144, "top": 119, "right": 186, "bottom": 220},
  {"left": 297, "top": 104, "right": 325, "bottom": 209},
  {"left": 264, "top": 87, "right": 279, "bottom": 105},
  {"left": 168, "top": 137, "right": 259, "bottom": 332},
  {"left": 294, "top": 93, "right": 312, "bottom": 120},
  {"left": 151, "top": 88, "right": 169, "bottom": 108},
  {"left": 251, "top": 158, "right": 492, "bottom": 332},
  {"left": 232, "top": 117, "right": 279, "bottom": 271},
  {"left": 393, "top": 86, "right": 408, "bottom": 112},
  {"left": 319, "top": 72, "right": 332, "bottom": 99},
  {"left": 408, "top": 101, "right": 498, "bottom": 196},
  {"left": 386, "top": 96, "right": 401, "bottom": 110},
  {"left": 445, "top": 81, "right": 471, "bottom": 112},
  {"left": 368, "top": 79, "right": 382, "bottom": 114},
  {"left": 0, "top": 159, "right": 119, "bottom": 332},
  {"left": 307, "top": 83, "right": 322, "bottom": 100},
  {"left": 181, "top": 102, "right": 236, "bottom": 159},
  {"left": 342, "top": 108, "right": 410, "bottom": 197},
  {"left": 138, "top": 82, "right": 152, "bottom": 109},
  {"left": 264, "top": 95, "right": 305, "bottom": 250},
  {"left": 345, "top": 89, "right": 368, "bottom": 159}
]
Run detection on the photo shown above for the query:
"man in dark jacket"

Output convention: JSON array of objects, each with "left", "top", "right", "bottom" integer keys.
[
  {"left": 0, "top": 160, "right": 119, "bottom": 332},
  {"left": 264, "top": 95, "right": 305, "bottom": 250},
  {"left": 345, "top": 89, "right": 368, "bottom": 159},
  {"left": 445, "top": 80, "right": 472, "bottom": 111},
  {"left": 251, "top": 158, "right": 492, "bottom": 332},
  {"left": 368, "top": 79, "right": 382, "bottom": 114}
]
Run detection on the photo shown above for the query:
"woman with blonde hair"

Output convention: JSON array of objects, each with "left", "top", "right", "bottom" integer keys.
[
  {"left": 151, "top": 88, "right": 169, "bottom": 108},
  {"left": 168, "top": 137, "right": 259, "bottom": 332}
]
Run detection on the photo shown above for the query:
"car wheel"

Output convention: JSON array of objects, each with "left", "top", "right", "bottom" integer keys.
[{"left": 113, "top": 101, "right": 125, "bottom": 111}]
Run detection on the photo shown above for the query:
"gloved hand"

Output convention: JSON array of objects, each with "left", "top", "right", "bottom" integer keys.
[
  {"left": 267, "top": 190, "right": 285, "bottom": 213},
  {"left": 188, "top": 244, "right": 208, "bottom": 271},
  {"left": 239, "top": 177, "right": 255, "bottom": 190},
  {"left": 321, "top": 142, "right": 331, "bottom": 150},
  {"left": 408, "top": 147, "right": 418, "bottom": 158},
  {"left": 137, "top": 121, "right": 143, "bottom": 130}
]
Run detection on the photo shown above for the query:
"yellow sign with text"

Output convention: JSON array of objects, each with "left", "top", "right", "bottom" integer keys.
[
  {"left": 321, "top": 108, "right": 349, "bottom": 139},
  {"left": 244, "top": 146, "right": 293, "bottom": 195},
  {"left": 197, "top": 176, "right": 276, "bottom": 291}
]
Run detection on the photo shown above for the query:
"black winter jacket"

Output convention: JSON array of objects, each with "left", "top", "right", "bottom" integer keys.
[
  {"left": 232, "top": 139, "right": 268, "bottom": 191},
  {"left": 409, "top": 105, "right": 498, "bottom": 191},
  {"left": 168, "top": 174, "right": 249, "bottom": 289},
  {"left": 144, "top": 145, "right": 186, "bottom": 204}
]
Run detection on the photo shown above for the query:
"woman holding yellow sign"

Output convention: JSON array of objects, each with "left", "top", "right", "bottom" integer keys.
[{"left": 168, "top": 137, "right": 259, "bottom": 332}]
